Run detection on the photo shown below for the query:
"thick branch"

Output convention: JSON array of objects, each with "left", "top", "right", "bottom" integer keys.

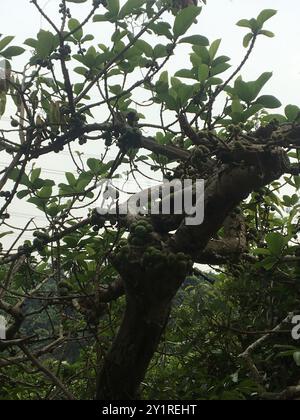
[{"left": 171, "top": 149, "right": 288, "bottom": 255}]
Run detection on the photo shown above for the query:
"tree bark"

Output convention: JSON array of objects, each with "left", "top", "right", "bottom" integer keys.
[
  {"left": 96, "top": 295, "right": 171, "bottom": 400},
  {"left": 95, "top": 242, "right": 190, "bottom": 399}
]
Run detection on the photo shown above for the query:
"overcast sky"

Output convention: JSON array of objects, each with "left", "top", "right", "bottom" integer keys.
[{"left": 0, "top": 0, "right": 300, "bottom": 244}]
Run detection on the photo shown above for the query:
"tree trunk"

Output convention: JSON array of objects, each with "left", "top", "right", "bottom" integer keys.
[
  {"left": 96, "top": 295, "right": 171, "bottom": 400},
  {"left": 95, "top": 242, "right": 190, "bottom": 400}
]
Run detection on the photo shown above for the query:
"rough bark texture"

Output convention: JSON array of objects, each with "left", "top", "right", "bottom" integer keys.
[
  {"left": 96, "top": 296, "right": 171, "bottom": 400},
  {"left": 172, "top": 149, "right": 287, "bottom": 254},
  {"left": 95, "top": 242, "right": 191, "bottom": 399}
]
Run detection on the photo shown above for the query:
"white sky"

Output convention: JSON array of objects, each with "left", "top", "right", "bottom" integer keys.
[{"left": 0, "top": 0, "right": 300, "bottom": 245}]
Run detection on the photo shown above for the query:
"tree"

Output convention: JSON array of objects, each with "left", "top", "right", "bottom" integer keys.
[{"left": 0, "top": 0, "right": 300, "bottom": 400}]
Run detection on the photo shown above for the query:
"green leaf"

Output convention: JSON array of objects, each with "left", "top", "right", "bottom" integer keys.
[
  {"left": 231, "top": 99, "right": 243, "bottom": 114},
  {"left": 265, "top": 232, "right": 286, "bottom": 256},
  {"left": 35, "top": 30, "right": 59, "bottom": 58},
  {"left": 175, "top": 69, "right": 195, "bottom": 79},
  {"left": 173, "top": 6, "right": 202, "bottom": 39},
  {"left": 249, "top": 18, "right": 260, "bottom": 33},
  {"left": 177, "top": 83, "right": 194, "bottom": 106},
  {"left": 119, "top": 0, "right": 146, "bottom": 19},
  {"left": 248, "top": 72, "right": 273, "bottom": 99},
  {"left": 243, "top": 104, "right": 263, "bottom": 120},
  {"left": 87, "top": 158, "right": 105, "bottom": 175},
  {"left": 93, "top": 14, "right": 109, "bottom": 22},
  {"left": 259, "top": 30, "right": 275, "bottom": 38},
  {"left": 17, "top": 190, "right": 30, "bottom": 199},
  {"left": 293, "top": 352, "right": 300, "bottom": 367},
  {"left": 135, "top": 40, "right": 153, "bottom": 57},
  {"left": 209, "top": 39, "right": 221, "bottom": 60},
  {"left": 76, "top": 172, "right": 93, "bottom": 191},
  {"left": 46, "top": 204, "right": 60, "bottom": 217},
  {"left": 179, "top": 35, "right": 209, "bottom": 46},
  {"left": 74, "top": 83, "right": 84, "bottom": 95},
  {"left": 170, "top": 77, "right": 182, "bottom": 89},
  {"left": 252, "top": 248, "right": 270, "bottom": 256},
  {"left": 66, "top": 172, "right": 77, "bottom": 187},
  {"left": 212, "top": 55, "right": 230, "bottom": 67},
  {"left": 262, "top": 113, "right": 287, "bottom": 124},
  {"left": 243, "top": 33, "right": 253, "bottom": 48},
  {"left": 74, "top": 66, "right": 88, "bottom": 76},
  {"left": 107, "top": 0, "right": 120, "bottom": 17},
  {"left": 68, "top": 18, "right": 83, "bottom": 41},
  {"left": 81, "top": 34, "right": 94, "bottom": 42},
  {"left": 159, "top": 70, "right": 169, "bottom": 84},
  {"left": 234, "top": 78, "right": 255, "bottom": 103},
  {"left": 285, "top": 104, "right": 300, "bottom": 122},
  {"left": 24, "top": 38, "right": 38, "bottom": 48},
  {"left": 0, "top": 46, "right": 25, "bottom": 59},
  {"left": 148, "top": 22, "right": 173, "bottom": 40},
  {"left": 207, "top": 77, "right": 223, "bottom": 86},
  {"left": 31, "top": 168, "right": 41, "bottom": 183},
  {"left": 38, "top": 186, "right": 53, "bottom": 199},
  {"left": 236, "top": 19, "right": 252, "bottom": 29},
  {"left": 0, "top": 36, "right": 14, "bottom": 52},
  {"left": 153, "top": 44, "right": 168, "bottom": 59},
  {"left": 261, "top": 256, "right": 277, "bottom": 270},
  {"left": 257, "top": 9, "right": 277, "bottom": 27},
  {"left": 283, "top": 194, "right": 298, "bottom": 207},
  {"left": 193, "top": 45, "right": 210, "bottom": 64},
  {"left": 210, "top": 62, "right": 230, "bottom": 76},
  {"left": 8, "top": 168, "right": 30, "bottom": 186},
  {"left": 255, "top": 95, "right": 281, "bottom": 109},
  {"left": 198, "top": 64, "right": 209, "bottom": 82},
  {"left": 0, "top": 231, "right": 13, "bottom": 239}
]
